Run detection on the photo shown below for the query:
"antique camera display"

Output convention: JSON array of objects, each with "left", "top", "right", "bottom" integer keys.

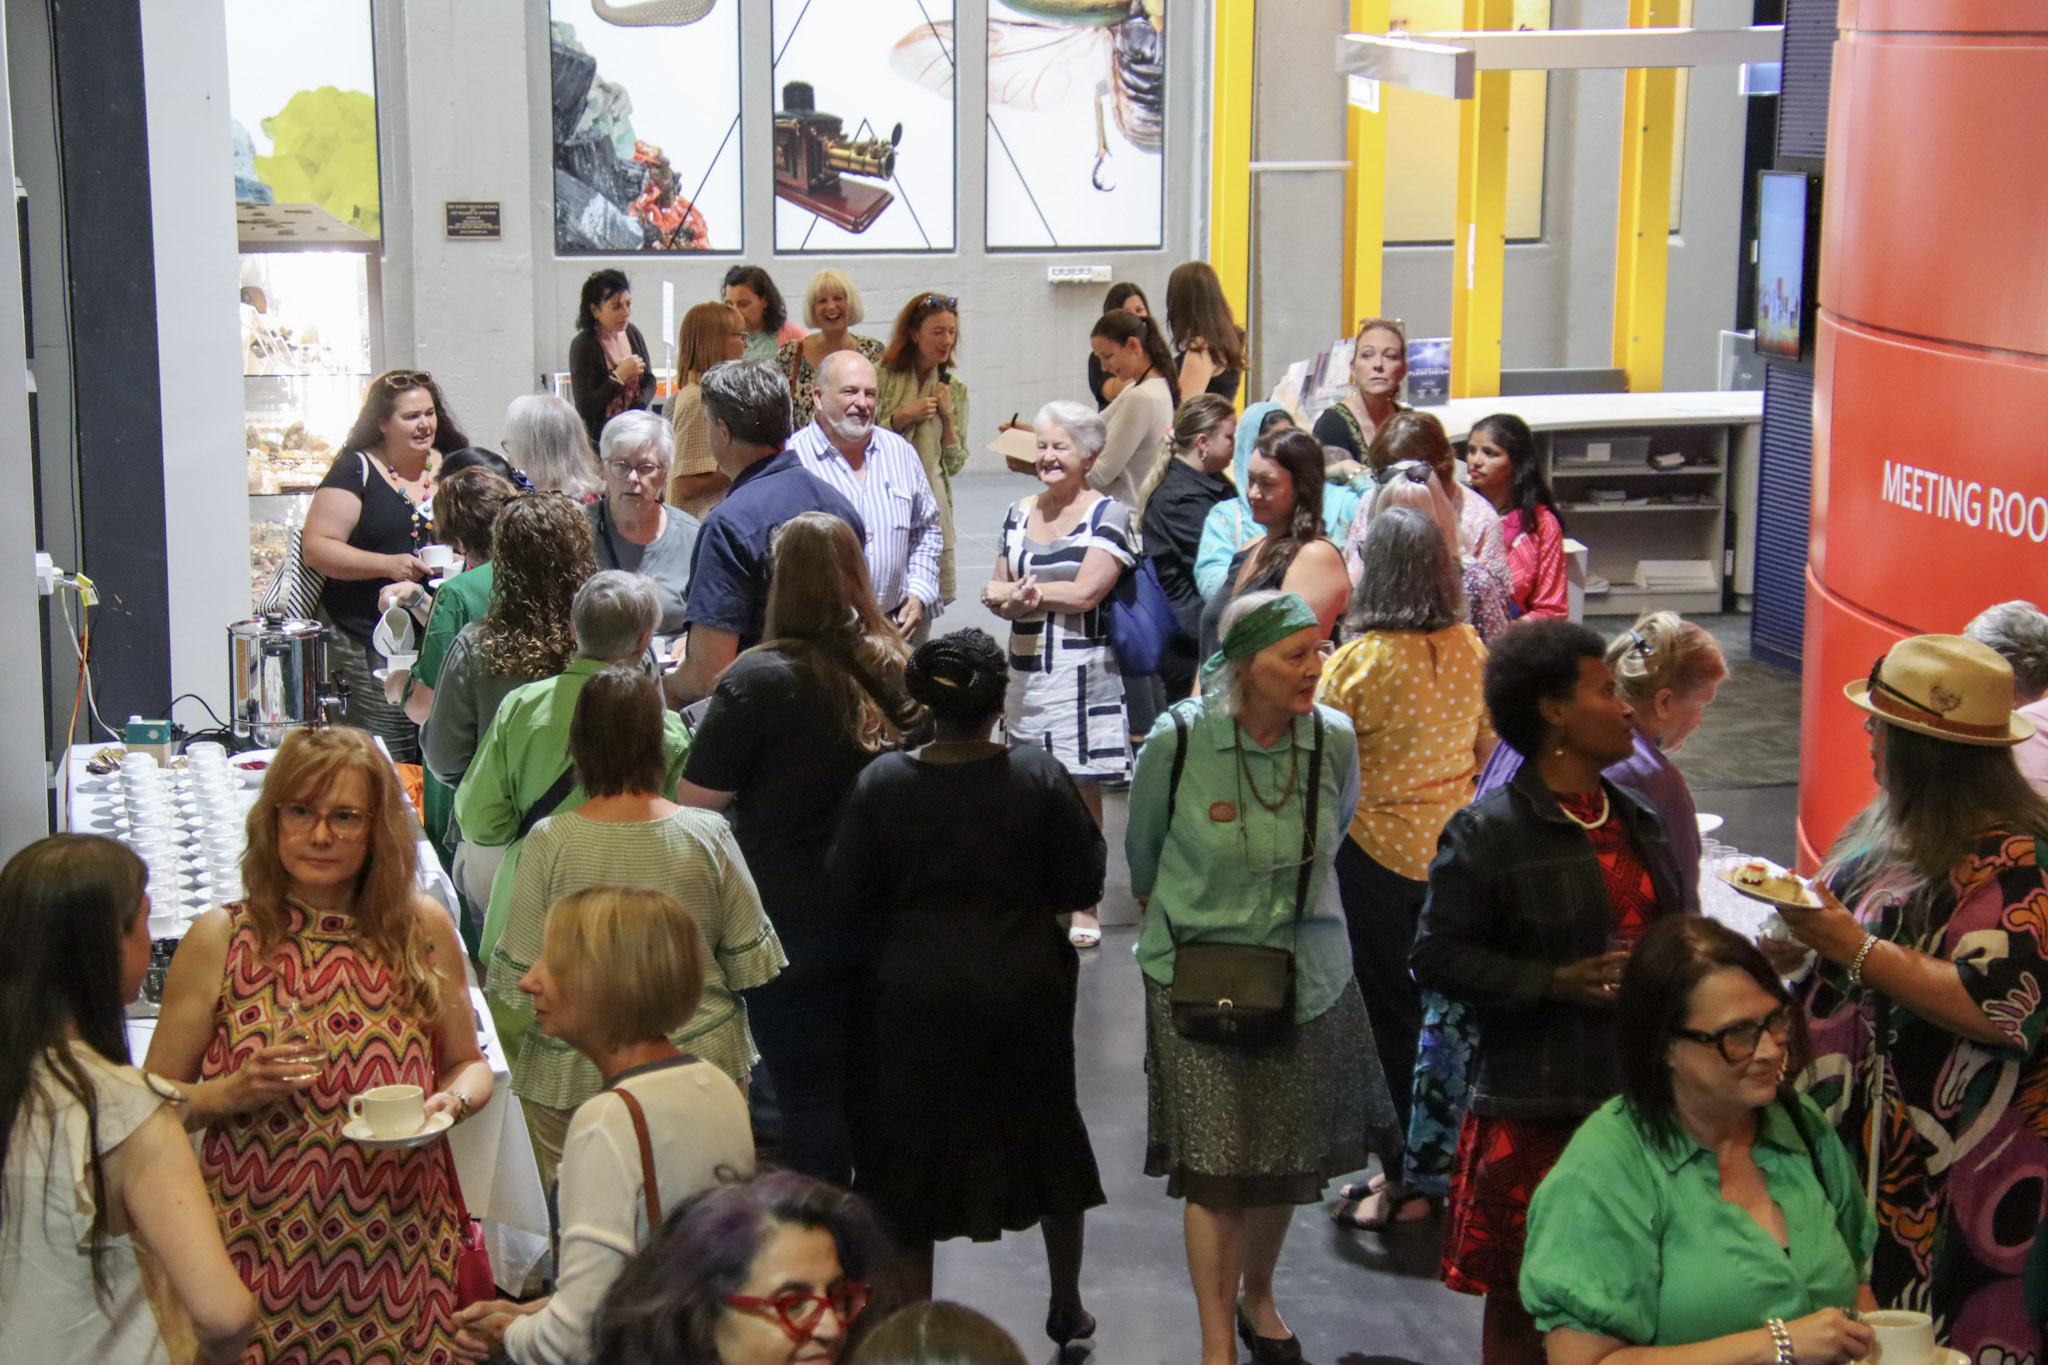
[{"left": 772, "top": 81, "right": 903, "bottom": 232}]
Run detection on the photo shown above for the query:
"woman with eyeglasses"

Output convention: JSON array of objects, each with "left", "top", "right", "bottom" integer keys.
[
  {"left": 1318, "top": 507, "right": 1495, "bottom": 1234},
  {"left": 876, "top": 293, "right": 969, "bottom": 605},
  {"left": 590, "top": 410, "right": 700, "bottom": 642},
  {"left": 452, "top": 885, "right": 757, "bottom": 1365},
  {"left": 1519, "top": 917, "right": 1877, "bottom": 1364},
  {"left": 1195, "top": 428, "right": 1350, "bottom": 663},
  {"left": 570, "top": 268, "right": 654, "bottom": 446},
  {"left": 591, "top": 1170, "right": 890, "bottom": 1365},
  {"left": 303, "top": 369, "right": 472, "bottom": 762},
  {"left": 1129, "top": 591, "right": 1394, "bottom": 1365},
  {"left": 1769, "top": 635, "right": 2048, "bottom": 1362},
  {"left": 1411, "top": 620, "right": 1683, "bottom": 1365},
  {"left": 147, "top": 726, "right": 493, "bottom": 1364}
]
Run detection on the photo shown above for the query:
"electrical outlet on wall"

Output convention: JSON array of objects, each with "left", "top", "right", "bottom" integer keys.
[{"left": 1046, "top": 265, "right": 1113, "bottom": 285}]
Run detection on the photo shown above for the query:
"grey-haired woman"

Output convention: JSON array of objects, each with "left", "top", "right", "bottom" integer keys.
[
  {"left": 1966, "top": 598, "right": 2048, "bottom": 797},
  {"left": 1128, "top": 591, "right": 1392, "bottom": 1365},
  {"left": 1319, "top": 507, "right": 1495, "bottom": 1232}
]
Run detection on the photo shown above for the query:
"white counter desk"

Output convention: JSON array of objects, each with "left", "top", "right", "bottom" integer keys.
[{"left": 1416, "top": 390, "right": 1765, "bottom": 617}]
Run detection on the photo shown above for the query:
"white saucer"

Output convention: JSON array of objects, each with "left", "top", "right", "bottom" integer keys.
[
  {"left": 340, "top": 1110, "right": 454, "bottom": 1150},
  {"left": 1696, "top": 813, "right": 1724, "bottom": 834}
]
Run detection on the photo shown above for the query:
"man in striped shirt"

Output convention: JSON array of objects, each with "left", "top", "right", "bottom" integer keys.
[{"left": 791, "top": 350, "right": 943, "bottom": 639}]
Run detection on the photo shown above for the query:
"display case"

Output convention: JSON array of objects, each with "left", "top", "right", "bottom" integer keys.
[{"left": 237, "top": 204, "right": 382, "bottom": 605}]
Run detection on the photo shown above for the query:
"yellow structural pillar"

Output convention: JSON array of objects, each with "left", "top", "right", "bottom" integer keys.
[
  {"left": 1449, "top": 0, "right": 1512, "bottom": 399},
  {"left": 1343, "top": 0, "right": 1390, "bottom": 333},
  {"left": 1612, "top": 0, "right": 1680, "bottom": 392},
  {"left": 1210, "top": 0, "right": 1256, "bottom": 376}
]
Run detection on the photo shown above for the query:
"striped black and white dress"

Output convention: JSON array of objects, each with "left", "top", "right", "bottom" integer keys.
[{"left": 998, "top": 492, "right": 1137, "bottom": 780}]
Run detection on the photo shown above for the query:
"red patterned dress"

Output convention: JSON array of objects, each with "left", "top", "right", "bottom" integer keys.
[{"left": 199, "top": 901, "right": 460, "bottom": 1365}]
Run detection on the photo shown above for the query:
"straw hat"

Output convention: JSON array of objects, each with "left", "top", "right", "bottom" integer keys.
[{"left": 1844, "top": 634, "right": 2036, "bottom": 746}]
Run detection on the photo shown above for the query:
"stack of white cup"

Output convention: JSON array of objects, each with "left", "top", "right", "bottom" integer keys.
[
  {"left": 120, "top": 754, "right": 186, "bottom": 918},
  {"left": 182, "top": 743, "right": 245, "bottom": 905}
]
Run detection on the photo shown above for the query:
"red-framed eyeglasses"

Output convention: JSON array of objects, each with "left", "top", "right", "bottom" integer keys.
[{"left": 724, "top": 1281, "right": 872, "bottom": 1343}]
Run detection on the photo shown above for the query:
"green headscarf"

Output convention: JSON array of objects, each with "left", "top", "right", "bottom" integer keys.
[{"left": 1203, "top": 591, "right": 1320, "bottom": 680}]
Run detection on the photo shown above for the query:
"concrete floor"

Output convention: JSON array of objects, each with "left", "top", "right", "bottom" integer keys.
[{"left": 921, "top": 473, "right": 1804, "bottom": 1364}]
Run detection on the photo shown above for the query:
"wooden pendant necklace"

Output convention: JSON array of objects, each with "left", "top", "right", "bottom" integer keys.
[{"left": 1234, "top": 720, "right": 1301, "bottom": 813}]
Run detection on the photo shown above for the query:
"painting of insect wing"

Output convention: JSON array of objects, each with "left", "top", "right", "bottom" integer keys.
[
  {"left": 550, "top": 0, "right": 742, "bottom": 253},
  {"left": 984, "top": 0, "right": 1164, "bottom": 251},
  {"left": 225, "top": 0, "right": 380, "bottom": 236},
  {"left": 774, "top": 0, "right": 957, "bottom": 252}
]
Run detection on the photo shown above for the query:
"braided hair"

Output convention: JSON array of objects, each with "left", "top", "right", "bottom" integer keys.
[{"left": 905, "top": 629, "right": 1008, "bottom": 725}]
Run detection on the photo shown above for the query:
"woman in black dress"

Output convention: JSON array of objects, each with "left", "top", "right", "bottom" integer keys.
[
  {"left": 567, "top": 268, "right": 654, "bottom": 446},
  {"left": 833, "top": 629, "right": 1105, "bottom": 1354}
]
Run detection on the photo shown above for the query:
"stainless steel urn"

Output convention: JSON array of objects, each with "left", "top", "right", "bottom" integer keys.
[{"left": 226, "top": 614, "right": 346, "bottom": 746}]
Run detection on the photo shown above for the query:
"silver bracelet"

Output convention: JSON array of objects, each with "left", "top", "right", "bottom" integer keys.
[
  {"left": 1766, "top": 1316, "right": 1794, "bottom": 1365},
  {"left": 1848, "top": 933, "right": 1879, "bottom": 986}
]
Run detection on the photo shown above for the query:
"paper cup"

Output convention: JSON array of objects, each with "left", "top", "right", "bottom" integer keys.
[
  {"left": 1866, "top": 1311, "right": 1935, "bottom": 1365},
  {"left": 348, "top": 1084, "right": 426, "bottom": 1138}
]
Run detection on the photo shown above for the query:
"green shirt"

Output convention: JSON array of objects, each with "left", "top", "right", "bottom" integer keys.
[
  {"left": 409, "top": 563, "right": 494, "bottom": 855},
  {"left": 485, "top": 808, "right": 787, "bottom": 1109},
  {"left": 452, "top": 657, "right": 692, "bottom": 965},
  {"left": 1521, "top": 1093, "right": 1876, "bottom": 1348},
  {"left": 1125, "top": 698, "right": 1361, "bottom": 1023}
]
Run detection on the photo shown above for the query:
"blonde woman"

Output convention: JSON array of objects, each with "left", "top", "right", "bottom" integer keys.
[
  {"left": 680, "top": 511, "right": 925, "bottom": 1188},
  {"left": 668, "top": 301, "right": 747, "bottom": 519},
  {"left": 778, "top": 269, "right": 884, "bottom": 430},
  {"left": 148, "top": 727, "right": 491, "bottom": 1365},
  {"left": 454, "top": 887, "right": 756, "bottom": 1365}
]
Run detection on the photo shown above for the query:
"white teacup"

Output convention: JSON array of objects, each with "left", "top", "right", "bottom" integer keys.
[
  {"left": 348, "top": 1084, "right": 426, "bottom": 1138},
  {"left": 1866, "top": 1310, "right": 1935, "bottom": 1365},
  {"left": 185, "top": 741, "right": 227, "bottom": 767},
  {"left": 385, "top": 652, "right": 417, "bottom": 675},
  {"left": 417, "top": 543, "right": 456, "bottom": 571}
]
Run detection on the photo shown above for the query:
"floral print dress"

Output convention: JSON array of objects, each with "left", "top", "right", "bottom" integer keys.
[{"left": 1799, "top": 828, "right": 2048, "bottom": 1365}]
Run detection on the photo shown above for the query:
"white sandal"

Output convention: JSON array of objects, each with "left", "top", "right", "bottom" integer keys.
[{"left": 1068, "top": 916, "right": 1102, "bottom": 949}]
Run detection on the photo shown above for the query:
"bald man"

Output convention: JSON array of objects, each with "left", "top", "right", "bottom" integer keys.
[{"left": 790, "top": 350, "right": 944, "bottom": 639}]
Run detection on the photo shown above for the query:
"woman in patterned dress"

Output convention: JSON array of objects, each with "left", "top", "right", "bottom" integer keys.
[
  {"left": 981, "top": 399, "right": 1138, "bottom": 950},
  {"left": 777, "top": 269, "right": 885, "bottom": 432},
  {"left": 149, "top": 727, "right": 494, "bottom": 1365},
  {"left": 1774, "top": 635, "right": 2048, "bottom": 1364}
]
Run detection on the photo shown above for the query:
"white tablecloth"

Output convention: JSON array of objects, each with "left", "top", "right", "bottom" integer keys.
[{"left": 68, "top": 744, "right": 549, "bottom": 1291}]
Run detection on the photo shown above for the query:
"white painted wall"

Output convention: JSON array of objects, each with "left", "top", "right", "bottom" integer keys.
[{"left": 139, "top": 0, "right": 250, "bottom": 715}]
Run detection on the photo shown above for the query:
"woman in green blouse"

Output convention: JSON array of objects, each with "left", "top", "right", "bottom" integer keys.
[{"left": 1521, "top": 917, "right": 1877, "bottom": 1364}]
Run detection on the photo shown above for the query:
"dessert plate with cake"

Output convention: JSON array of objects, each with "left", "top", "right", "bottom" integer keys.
[{"left": 1716, "top": 857, "right": 1821, "bottom": 909}]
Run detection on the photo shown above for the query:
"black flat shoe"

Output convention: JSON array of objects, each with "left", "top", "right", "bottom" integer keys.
[
  {"left": 1235, "top": 1303, "right": 1304, "bottom": 1364},
  {"left": 1047, "top": 1304, "right": 1096, "bottom": 1346}
]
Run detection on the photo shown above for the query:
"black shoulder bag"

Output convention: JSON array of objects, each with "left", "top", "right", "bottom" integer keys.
[{"left": 1160, "top": 708, "right": 1324, "bottom": 1046}]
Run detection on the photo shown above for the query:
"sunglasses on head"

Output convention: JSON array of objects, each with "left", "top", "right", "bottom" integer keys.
[
  {"left": 1374, "top": 459, "right": 1434, "bottom": 487},
  {"left": 1866, "top": 652, "right": 1946, "bottom": 721},
  {"left": 380, "top": 370, "right": 434, "bottom": 390},
  {"left": 915, "top": 293, "right": 958, "bottom": 314}
]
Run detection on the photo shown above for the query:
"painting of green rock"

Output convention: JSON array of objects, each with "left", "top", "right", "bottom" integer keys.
[{"left": 254, "top": 87, "right": 380, "bottom": 238}]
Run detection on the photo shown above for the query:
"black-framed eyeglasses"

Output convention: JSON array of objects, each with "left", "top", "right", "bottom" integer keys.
[
  {"left": 1374, "top": 459, "right": 1434, "bottom": 487},
  {"left": 380, "top": 370, "right": 434, "bottom": 389},
  {"left": 1674, "top": 1004, "right": 1793, "bottom": 1064},
  {"left": 1867, "top": 652, "right": 1945, "bottom": 721}
]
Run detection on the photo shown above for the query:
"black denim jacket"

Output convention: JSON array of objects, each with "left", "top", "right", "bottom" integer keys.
[{"left": 1410, "top": 761, "right": 1685, "bottom": 1120}]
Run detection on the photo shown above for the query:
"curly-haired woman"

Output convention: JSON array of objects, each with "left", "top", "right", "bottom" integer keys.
[
  {"left": 422, "top": 490, "right": 597, "bottom": 800},
  {"left": 147, "top": 728, "right": 492, "bottom": 1364}
]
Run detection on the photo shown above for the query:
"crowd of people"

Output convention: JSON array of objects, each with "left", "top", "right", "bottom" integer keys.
[{"left": 10, "top": 259, "right": 2048, "bottom": 1365}]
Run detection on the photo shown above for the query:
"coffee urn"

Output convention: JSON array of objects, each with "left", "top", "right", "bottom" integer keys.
[{"left": 227, "top": 614, "right": 348, "bottom": 747}]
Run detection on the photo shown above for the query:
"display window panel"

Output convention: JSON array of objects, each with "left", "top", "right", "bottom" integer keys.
[
  {"left": 772, "top": 0, "right": 958, "bottom": 253},
  {"left": 549, "top": 0, "right": 743, "bottom": 254},
  {"left": 981, "top": 0, "right": 1165, "bottom": 251},
  {"left": 225, "top": 0, "right": 381, "bottom": 238},
  {"left": 1382, "top": 0, "right": 1549, "bottom": 245}
]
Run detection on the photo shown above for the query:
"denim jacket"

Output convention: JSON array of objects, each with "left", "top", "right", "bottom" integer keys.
[{"left": 1410, "top": 761, "right": 1684, "bottom": 1120}]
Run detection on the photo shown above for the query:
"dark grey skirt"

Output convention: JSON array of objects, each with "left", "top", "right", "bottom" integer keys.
[{"left": 1144, "top": 974, "right": 1394, "bottom": 1207}]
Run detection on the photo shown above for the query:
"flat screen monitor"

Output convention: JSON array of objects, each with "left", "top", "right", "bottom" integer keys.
[{"left": 1756, "top": 170, "right": 1815, "bottom": 361}]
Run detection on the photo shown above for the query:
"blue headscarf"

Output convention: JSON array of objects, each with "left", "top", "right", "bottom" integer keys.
[{"left": 1231, "top": 401, "right": 1286, "bottom": 512}]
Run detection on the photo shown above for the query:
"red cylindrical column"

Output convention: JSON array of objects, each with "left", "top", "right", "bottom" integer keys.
[{"left": 1798, "top": 3, "right": 2048, "bottom": 866}]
